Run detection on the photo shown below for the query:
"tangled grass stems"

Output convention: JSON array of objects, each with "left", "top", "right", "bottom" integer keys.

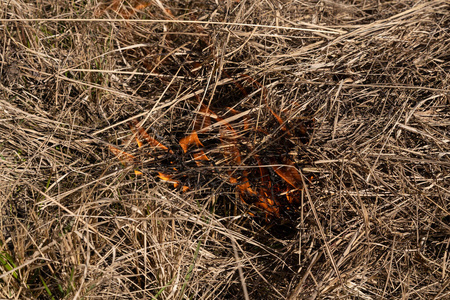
[{"left": 1, "top": 0, "right": 449, "bottom": 299}]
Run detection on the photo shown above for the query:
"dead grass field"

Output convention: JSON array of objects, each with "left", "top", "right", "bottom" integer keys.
[{"left": 1, "top": 0, "right": 449, "bottom": 299}]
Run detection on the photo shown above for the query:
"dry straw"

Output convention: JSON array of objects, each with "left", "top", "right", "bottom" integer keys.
[{"left": 0, "top": 0, "right": 449, "bottom": 299}]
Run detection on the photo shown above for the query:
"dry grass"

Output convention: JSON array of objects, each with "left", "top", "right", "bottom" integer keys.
[{"left": 1, "top": 0, "right": 449, "bottom": 299}]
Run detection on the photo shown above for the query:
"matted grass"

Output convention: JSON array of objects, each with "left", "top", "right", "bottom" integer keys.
[{"left": 1, "top": 0, "right": 449, "bottom": 299}]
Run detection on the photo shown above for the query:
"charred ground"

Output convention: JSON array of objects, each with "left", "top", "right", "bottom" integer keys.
[{"left": 1, "top": 0, "right": 449, "bottom": 299}]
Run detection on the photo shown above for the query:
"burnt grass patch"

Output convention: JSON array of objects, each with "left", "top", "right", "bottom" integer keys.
[{"left": 1, "top": 0, "right": 449, "bottom": 299}]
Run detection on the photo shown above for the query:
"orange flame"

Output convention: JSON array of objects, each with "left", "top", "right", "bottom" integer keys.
[
  {"left": 269, "top": 108, "right": 291, "bottom": 136},
  {"left": 130, "top": 120, "right": 172, "bottom": 153},
  {"left": 97, "top": 0, "right": 152, "bottom": 19},
  {"left": 270, "top": 158, "right": 303, "bottom": 190},
  {"left": 129, "top": 122, "right": 144, "bottom": 148},
  {"left": 192, "top": 150, "right": 210, "bottom": 167},
  {"left": 285, "top": 189, "right": 299, "bottom": 205},
  {"left": 179, "top": 131, "right": 204, "bottom": 153},
  {"left": 109, "top": 145, "right": 143, "bottom": 176},
  {"left": 109, "top": 83, "right": 311, "bottom": 220},
  {"left": 158, "top": 172, "right": 190, "bottom": 191},
  {"left": 192, "top": 150, "right": 209, "bottom": 161},
  {"left": 109, "top": 145, "right": 137, "bottom": 166}
]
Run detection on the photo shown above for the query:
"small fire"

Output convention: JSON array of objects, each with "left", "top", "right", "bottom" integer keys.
[
  {"left": 109, "top": 145, "right": 137, "bottom": 166},
  {"left": 130, "top": 120, "right": 172, "bottom": 153},
  {"left": 110, "top": 95, "right": 312, "bottom": 220},
  {"left": 179, "top": 131, "right": 204, "bottom": 153},
  {"left": 157, "top": 172, "right": 189, "bottom": 192},
  {"left": 270, "top": 157, "right": 303, "bottom": 190}
]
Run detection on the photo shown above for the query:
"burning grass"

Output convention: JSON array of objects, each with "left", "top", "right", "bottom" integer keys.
[{"left": 1, "top": 0, "right": 449, "bottom": 299}]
